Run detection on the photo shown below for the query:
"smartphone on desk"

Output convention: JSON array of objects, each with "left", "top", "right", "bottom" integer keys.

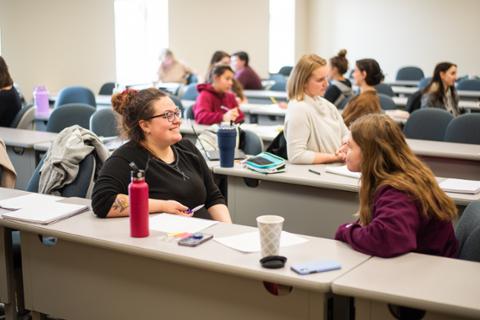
[
  {"left": 178, "top": 233, "right": 213, "bottom": 247},
  {"left": 290, "top": 260, "right": 341, "bottom": 275}
]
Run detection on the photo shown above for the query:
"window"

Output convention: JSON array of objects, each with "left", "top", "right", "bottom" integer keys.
[
  {"left": 268, "top": 0, "right": 295, "bottom": 74},
  {"left": 114, "top": 0, "right": 168, "bottom": 85}
]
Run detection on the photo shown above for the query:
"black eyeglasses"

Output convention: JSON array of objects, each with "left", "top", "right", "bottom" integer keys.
[{"left": 146, "top": 109, "right": 182, "bottom": 122}]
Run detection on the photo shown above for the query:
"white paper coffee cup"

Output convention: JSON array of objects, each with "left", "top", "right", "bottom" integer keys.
[{"left": 256, "top": 215, "right": 284, "bottom": 257}]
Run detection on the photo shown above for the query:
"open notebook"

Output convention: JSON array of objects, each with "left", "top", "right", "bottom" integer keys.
[
  {"left": 325, "top": 165, "right": 361, "bottom": 179},
  {"left": 0, "top": 194, "right": 89, "bottom": 224}
]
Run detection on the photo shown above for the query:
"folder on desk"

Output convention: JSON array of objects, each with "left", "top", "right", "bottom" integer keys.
[{"left": 439, "top": 178, "right": 480, "bottom": 194}]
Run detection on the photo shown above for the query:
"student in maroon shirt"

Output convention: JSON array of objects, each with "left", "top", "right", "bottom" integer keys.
[
  {"left": 335, "top": 114, "right": 458, "bottom": 258},
  {"left": 231, "top": 51, "right": 263, "bottom": 90},
  {"left": 194, "top": 64, "right": 244, "bottom": 125}
]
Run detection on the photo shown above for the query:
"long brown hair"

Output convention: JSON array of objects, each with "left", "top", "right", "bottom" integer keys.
[
  {"left": 350, "top": 114, "right": 457, "bottom": 225},
  {"left": 0, "top": 56, "right": 14, "bottom": 88}
]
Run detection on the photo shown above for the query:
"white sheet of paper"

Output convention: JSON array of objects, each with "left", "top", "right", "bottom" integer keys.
[
  {"left": 440, "top": 178, "right": 480, "bottom": 194},
  {"left": 325, "top": 165, "right": 361, "bottom": 179},
  {"left": 0, "top": 194, "right": 62, "bottom": 210},
  {"left": 1, "top": 202, "right": 88, "bottom": 224},
  {"left": 149, "top": 214, "right": 218, "bottom": 233},
  {"left": 214, "top": 231, "right": 308, "bottom": 253}
]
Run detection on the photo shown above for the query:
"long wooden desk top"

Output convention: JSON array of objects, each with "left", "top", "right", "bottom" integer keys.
[
  {"left": 0, "top": 188, "right": 370, "bottom": 292},
  {"left": 407, "top": 139, "right": 480, "bottom": 161},
  {"left": 0, "top": 127, "right": 58, "bottom": 148},
  {"left": 213, "top": 163, "right": 480, "bottom": 206},
  {"left": 332, "top": 253, "right": 480, "bottom": 319}
]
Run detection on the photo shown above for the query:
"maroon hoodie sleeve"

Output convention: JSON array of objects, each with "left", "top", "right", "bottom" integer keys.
[
  {"left": 194, "top": 91, "right": 224, "bottom": 125},
  {"left": 224, "top": 92, "right": 245, "bottom": 124},
  {"left": 335, "top": 186, "right": 421, "bottom": 258}
]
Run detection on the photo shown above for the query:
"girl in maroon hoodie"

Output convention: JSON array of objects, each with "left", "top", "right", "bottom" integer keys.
[
  {"left": 194, "top": 64, "right": 244, "bottom": 125},
  {"left": 335, "top": 114, "right": 458, "bottom": 258}
]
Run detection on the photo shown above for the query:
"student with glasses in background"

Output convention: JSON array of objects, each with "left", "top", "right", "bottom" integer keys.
[{"left": 92, "top": 88, "right": 231, "bottom": 222}]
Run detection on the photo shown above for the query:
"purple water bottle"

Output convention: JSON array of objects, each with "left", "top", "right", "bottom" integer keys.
[
  {"left": 34, "top": 85, "right": 49, "bottom": 116},
  {"left": 128, "top": 162, "right": 149, "bottom": 238}
]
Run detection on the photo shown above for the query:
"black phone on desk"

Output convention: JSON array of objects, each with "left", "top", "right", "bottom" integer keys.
[{"left": 178, "top": 233, "right": 213, "bottom": 247}]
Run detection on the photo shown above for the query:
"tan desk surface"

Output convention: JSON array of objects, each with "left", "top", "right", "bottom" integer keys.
[
  {"left": 332, "top": 253, "right": 480, "bottom": 319},
  {"left": 213, "top": 163, "right": 480, "bottom": 206},
  {"left": 0, "top": 127, "right": 58, "bottom": 148},
  {"left": 0, "top": 190, "right": 369, "bottom": 292},
  {"left": 407, "top": 139, "right": 480, "bottom": 161}
]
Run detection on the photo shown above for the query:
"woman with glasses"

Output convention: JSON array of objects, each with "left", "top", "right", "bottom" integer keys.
[{"left": 92, "top": 88, "right": 232, "bottom": 222}]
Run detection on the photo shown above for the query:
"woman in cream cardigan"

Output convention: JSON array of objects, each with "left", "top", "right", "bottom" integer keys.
[{"left": 284, "top": 54, "right": 349, "bottom": 164}]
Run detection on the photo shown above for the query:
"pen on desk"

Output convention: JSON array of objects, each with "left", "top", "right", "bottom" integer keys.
[
  {"left": 270, "top": 96, "right": 278, "bottom": 104},
  {"left": 308, "top": 169, "right": 322, "bottom": 176}
]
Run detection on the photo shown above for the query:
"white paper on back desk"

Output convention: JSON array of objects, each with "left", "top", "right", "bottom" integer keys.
[
  {"left": 0, "top": 194, "right": 88, "bottom": 224},
  {"left": 149, "top": 213, "right": 218, "bottom": 233},
  {"left": 215, "top": 231, "right": 308, "bottom": 253},
  {"left": 325, "top": 165, "right": 361, "bottom": 179},
  {"left": 439, "top": 178, "right": 480, "bottom": 194}
]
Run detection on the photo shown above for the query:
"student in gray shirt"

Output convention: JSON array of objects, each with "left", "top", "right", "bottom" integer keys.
[{"left": 421, "top": 62, "right": 459, "bottom": 117}]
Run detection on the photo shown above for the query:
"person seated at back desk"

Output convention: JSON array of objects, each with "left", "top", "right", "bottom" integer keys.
[
  {"left": 157, "top": 48, "right": 193, "bottom": 84},
  {"left": 335, "top": 114, "right": 458, "bottom": 258},
  {"left": 92, "top": 88, "right": 231, "bottom": 222},
  {"left": 0, "top": 56, "right": 21, "bottom": 127},
  {"left": 194, "top": 64, "right": 245, "bottom": 125},
  {"left": 231, "top": 51, "right": 263, "bottom": 90}
]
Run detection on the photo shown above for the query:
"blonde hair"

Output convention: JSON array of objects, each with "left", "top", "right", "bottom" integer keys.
[
  {"left": 287, "top": 54, "right": 327, "bottom": 101},
  {"left": 350, "top": 114, "right": 457, "bottom": 225}
]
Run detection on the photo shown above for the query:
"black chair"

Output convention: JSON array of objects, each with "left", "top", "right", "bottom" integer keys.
[
  {"left": 444, "top": 114, "right": 480, "bottom": 144},
  {"left": 378, "top": 94, "right": 397, "bottom": 110},
  {"left": 46, "top": 103, "right": 96, "bottom": 133},
  {"left": 455, "top": 201, "right": 480, "bottom": 262},
  {"left": 395, "top": 66, "right": 424, "bottom": 81},
  {"left": 90, "top": 108, "right": 118, "bottom": 137},
  {"left": 98, "top": 82, "right": 115, "bottom": 95},
  {"left": 184, "top": 105, "right": 195, "bottom": 120},
  {"left": 54, "top": 86, "right": 96, "bottom": 108},
  {"left": 403, "top": 109, "right": 453, "bottom": 141},
  {"left": 241, "top": 130, "right": 263, "bottom": 155},
  {"left": 375, "top": 83, "right": 395, "bottom": 97}
]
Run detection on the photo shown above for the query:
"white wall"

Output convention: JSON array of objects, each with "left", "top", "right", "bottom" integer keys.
[
  {"left": 169, "top": 0, "right": 269, "bottom": 80},
  {"left": 0, "top": 0, "right": 116, "bottom": 100},
  {"left": 309, "top": 0, "right": 480, "bottom": 81}
]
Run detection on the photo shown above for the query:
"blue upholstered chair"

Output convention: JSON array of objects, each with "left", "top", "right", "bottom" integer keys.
[
  {"left": 456, "top": 201, "right": 480, "bottom": 262},
  {"left": 10, "top": 104, "right": 35, "bottom": 130},
  {"left": 46, "top": 103, "right": 96, "bottom": 133},
  {"left": 54, "top": 86, "right": 96, "bottom": 108},
  {"left": 417, "top": 77, "right": 432, "bottom": 90},
  {"left": 396, "top": 66, "right": 424, "bottom": 81},
  {"left": 444, "top": 114, "right": 480, "bottom": 144},
  {"left": 90, "top": 108, "right": 118, "bottom": 137},
  {"left": 182, "top": 83, "right": 199, "bottom": 101},
  {"left": 456, "top": 79, "right": 480, "bottom": 91},
  {"left": 403, "top": 108, "right": 453, "bottom": 141},
  {"left": 378, "top": 93, "right": 397, "bottom": 110},
  {"left": 375, "top": 83, "right": 395, "bottom": 97},
  {"left": 278, "top": 66, "right": 293, "bottom": 77}
]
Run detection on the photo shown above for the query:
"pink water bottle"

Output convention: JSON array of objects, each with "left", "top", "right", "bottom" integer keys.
[
  {"left": 128, "top": 162, "right": 149, "bottom": 237},
  {"left": 33, "top": 85, "right": 49, "bottom": 116}
]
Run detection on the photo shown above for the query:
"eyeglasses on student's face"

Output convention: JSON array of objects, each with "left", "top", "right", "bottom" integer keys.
[{"left": 146, "top": 109, "right": 182, "bottom": 123}]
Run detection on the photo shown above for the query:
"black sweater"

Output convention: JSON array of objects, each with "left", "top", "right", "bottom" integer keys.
[
  {"left": 0, "top": 86, "right": 22, "bottom": 127},
  {"left": 92, "top": 139, "right": 225, "bottom": 218}
]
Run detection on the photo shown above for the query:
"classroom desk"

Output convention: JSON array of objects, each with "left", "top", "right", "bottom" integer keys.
[
  {"left": 332, "top": 253, "right": 480, "bottom": 320},
  {"left": 385, "top": 80, "right": 420, "bottom": 87},
  {"left": 0, "top": 127, "right": 58, "bottom": 190},
  {"left": 0, "top": 190, "right": 370, "bottom": 320},
  {"left": 244, "top": 90, "right": 288, "bottom": 104},
  {"left": 213, "top": 163, "right": 479, "bottom": 238},
  {"left": 407, "top": 139, "right": 480, "bottom": 180},
  {"left": 393, "top": 96, "right": 480, "bottom": 111},
  {"left": 392, "top": 86, "right": 480, "bottom": 100}
]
